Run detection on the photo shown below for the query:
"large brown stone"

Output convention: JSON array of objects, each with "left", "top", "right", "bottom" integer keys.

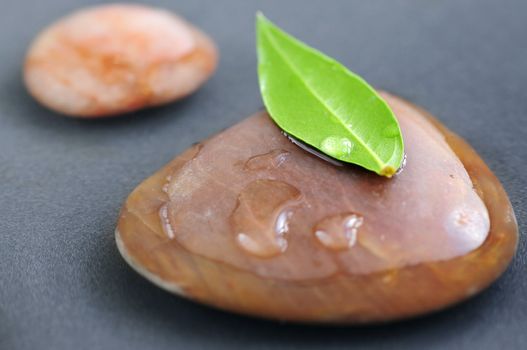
[{"left": 116, "top": 92, "right": 517, "bottom": 323}]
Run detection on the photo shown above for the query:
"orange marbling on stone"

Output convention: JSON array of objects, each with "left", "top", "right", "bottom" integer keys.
[{"left": 24, "top": 4, "right": 217, "bottom": 117}]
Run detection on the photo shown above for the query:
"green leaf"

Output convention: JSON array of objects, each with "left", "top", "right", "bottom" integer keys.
[{"left": 256, "top": 13, "right": 404, "bottom": 177}]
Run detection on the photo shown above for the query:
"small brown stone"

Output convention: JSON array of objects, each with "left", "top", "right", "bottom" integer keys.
[
  {"left": 24, "top": 4, "right": 217, "bottom": 117},
  {"left": 116, "top": 92, "right": 518, "bottom": 323}
]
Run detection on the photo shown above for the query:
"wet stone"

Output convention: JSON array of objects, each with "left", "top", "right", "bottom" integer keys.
[{"left": 116, "top": 92, "right": 518, "bottom": 323}]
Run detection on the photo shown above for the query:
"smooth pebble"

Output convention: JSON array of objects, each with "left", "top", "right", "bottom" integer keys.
[{"left": 24, "top": 4, "right": 218, "bottom": 117}]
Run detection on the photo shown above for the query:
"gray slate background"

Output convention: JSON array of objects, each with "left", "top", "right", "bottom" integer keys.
[{"left": 1, "top": 0, "right": 526, "bottom": 349}]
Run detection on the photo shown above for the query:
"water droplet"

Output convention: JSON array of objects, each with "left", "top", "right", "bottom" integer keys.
[
  {"left": 283, "top": 132, "right": 344, "bottom": 166},
  {"left": 320, "top": 136, "right": 354, "bottom": 159},
  {"left": 314, "top": 212, "right": 364, "bottom": 251},
  {"left": 244, "top": 149, "right": 290, "bottom": 170},
  {"left": 159, "top": 204, "right": 175, "bottom": 239},
  {"left": 445, "top": 205, "right": 489, "bottom": 250},
  {"left": 382, "top": 124, "right": 400, "bottom": 138},
  {"left": 161, "top": 143, "right": 203, "bottom": 196},
  {"left": 232, "top": 179, "right": 302, "bottom": 258},
  {"left": 274, "top": 209, "right": 294, "bottom": 235},
  {"left": 395, "top": 153, "right": 407, "bottom": 175}
]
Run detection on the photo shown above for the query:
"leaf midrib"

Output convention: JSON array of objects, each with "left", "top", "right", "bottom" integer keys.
[{"left": 262, "top": 26, "right": 386, "bottom": 169}]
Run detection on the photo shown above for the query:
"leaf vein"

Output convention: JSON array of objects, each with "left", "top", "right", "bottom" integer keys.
[{"left": 263, "top": 27, "right": 386, "bottom": 168}]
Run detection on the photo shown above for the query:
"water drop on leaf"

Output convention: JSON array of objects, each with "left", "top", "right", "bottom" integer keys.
[{"left": 320, "top": 136, "right": 354, "bottom": 158}]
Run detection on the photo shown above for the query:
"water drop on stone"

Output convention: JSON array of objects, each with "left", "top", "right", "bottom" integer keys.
[
  {"left": 314, "top": 212, "right": 364, "bottom": 251},
  {"left": 395, "top": 153, "right": 408, "bottom": 175},
  {"left": 231, "top": 180, "right": 301, "bottom": 258},
  {"left": 445, "top": 206, "right": 489, "bottom": 251},
  {"left": 244, "top": 149, "right": 290, "bottom": 170},
  {"left": 159, "top": 204, "right": 175, "bottom": 239}
]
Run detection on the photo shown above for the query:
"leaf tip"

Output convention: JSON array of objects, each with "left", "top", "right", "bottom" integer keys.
[
  {"left": 380, "top": 165, "right": 397, "bottom": 178},
  {"left": 256, "top": 11, "right": 268, "bottom": 27}
]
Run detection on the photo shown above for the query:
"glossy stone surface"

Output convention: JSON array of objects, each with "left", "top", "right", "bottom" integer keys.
[
  {"left": 116, "top": 92, "right": 518, "bottom": 323},
  {"left": 24, "top": 4, "right": 217, "bottom": 117}
]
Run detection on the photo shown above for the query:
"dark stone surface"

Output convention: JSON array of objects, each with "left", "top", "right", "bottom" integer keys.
[{"left": 0, "top": 0, "right": 525, "bottom": 349}]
